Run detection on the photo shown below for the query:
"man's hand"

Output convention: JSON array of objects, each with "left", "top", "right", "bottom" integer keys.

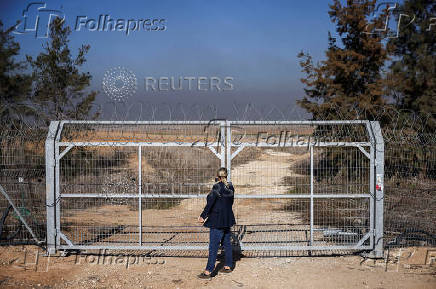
[{"left": 198, "top": 216, "right": 205, "bottom": 223}]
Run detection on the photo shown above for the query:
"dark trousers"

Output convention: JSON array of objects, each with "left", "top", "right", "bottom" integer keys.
[{"left": 205, "top": 227, "right": 232, "bottom": 272}]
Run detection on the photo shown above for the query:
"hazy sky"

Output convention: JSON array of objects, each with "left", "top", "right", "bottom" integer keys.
[{"left": 1, "top": 0, "right": 340, "bottom": 120}]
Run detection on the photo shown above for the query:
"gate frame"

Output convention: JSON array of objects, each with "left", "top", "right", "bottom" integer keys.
[{"left": 45, "top": 120, "right": 384, "bottom": 257}]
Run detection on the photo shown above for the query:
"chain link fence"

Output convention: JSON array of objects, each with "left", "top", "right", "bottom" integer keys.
[{"left": 0, "top": 103, "right": 434, "bottom": 254}]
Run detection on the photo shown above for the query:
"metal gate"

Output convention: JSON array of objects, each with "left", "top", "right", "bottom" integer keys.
[{"left": 46, "top": 120, "right": 384, "bottom": 257}]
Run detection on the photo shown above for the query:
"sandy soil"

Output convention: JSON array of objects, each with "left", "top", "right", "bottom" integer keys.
[{"left": 0, "top": 245, "right": 435, "bottom": 289}]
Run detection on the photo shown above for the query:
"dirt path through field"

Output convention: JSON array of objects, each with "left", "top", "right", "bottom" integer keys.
[
  {"left": 231, "top": 149, "right": 308, "bottom": 195},
  {"left": 229, "top": 149, "right": 309, "bottom": 226},
  {"left": 172, "top": 148, "right": 310, "bottom": 226},
  {"left": 62, "top": 149, "right": 312, "bottom": 247}
]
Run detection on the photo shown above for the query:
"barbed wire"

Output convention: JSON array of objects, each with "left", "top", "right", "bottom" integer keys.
[{"left": 1, "top": 101, "right": 434, "bottom": 144}]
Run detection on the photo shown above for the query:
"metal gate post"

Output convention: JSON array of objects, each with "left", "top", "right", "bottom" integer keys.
[
  {"left": 366, "top": 121, "right": 375, "bottom": 251},
  {"left": 309, "top": 144, "right": 314, "bottom": 247},
  {"left": 55, "top": 130, "right": 61, "bottom": 250},
  {"left": 46, "top": 121, "right": 60, "bottom": 254},
  {"left": 226, "top": 121, "right": 231, "bottom": 181},
  {"left": 371, "top": 121, "right": 384, "bottom": 258},
  {"left": 369, "top": 138, "right": 375, "bottom": 250},
  {"left": 220, "top": 121, "right": 226, "bottom": 168}
]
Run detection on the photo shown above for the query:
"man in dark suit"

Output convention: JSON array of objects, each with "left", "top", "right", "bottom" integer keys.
[{"left": 197, "top": 167, "right": 235, "bottom": 279}]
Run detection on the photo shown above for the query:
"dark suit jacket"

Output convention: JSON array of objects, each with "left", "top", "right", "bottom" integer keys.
[{"left": 200, "top": 181, "right": 236, "bottom": 228}]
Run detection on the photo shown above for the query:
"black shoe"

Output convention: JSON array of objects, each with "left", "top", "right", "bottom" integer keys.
[
  {"left": 219, "top": 267, "right": 232, "bottom": 273},
  {"left": 197, "top": 272, "right": 212, "bottom": 279}
]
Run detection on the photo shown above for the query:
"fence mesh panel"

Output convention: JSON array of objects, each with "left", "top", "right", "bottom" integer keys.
[{"left": 0, "top": 117, "right": 434, "bottom": 255}]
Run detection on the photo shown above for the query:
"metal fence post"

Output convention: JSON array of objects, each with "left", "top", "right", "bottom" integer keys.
[
  {"left": 45, "top": 121, "right": 60, "bottom": 254},
  {"left": 138, "top": 146, "right": 142, "bottom": 245},
  {"left": 370, "top": 121, "right": 384, "bottom": 258}
]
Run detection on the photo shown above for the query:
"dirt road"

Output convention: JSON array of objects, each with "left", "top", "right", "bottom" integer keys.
[{"left": 0, "top": 245, "right": 434, "bottom": 289}]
